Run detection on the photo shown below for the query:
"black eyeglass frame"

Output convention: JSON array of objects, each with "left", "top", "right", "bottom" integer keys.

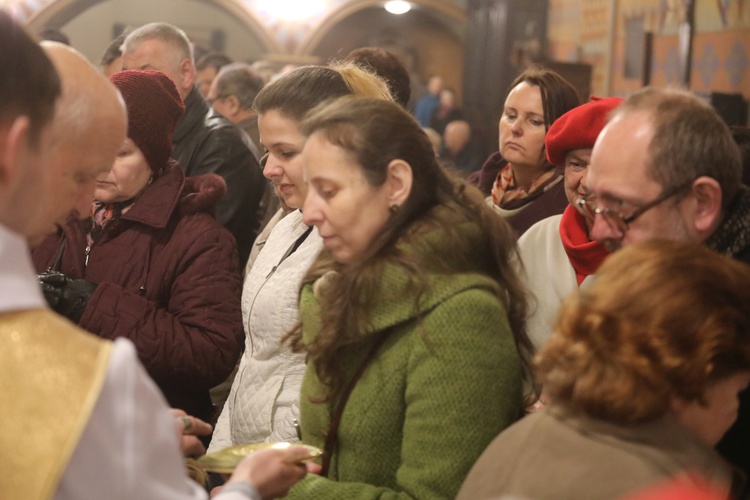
[{"left": 577, "top": 179, "right": 695, "bottom": 232}]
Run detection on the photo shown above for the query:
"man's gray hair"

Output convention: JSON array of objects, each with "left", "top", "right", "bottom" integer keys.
[
  {"left": 614, "top": 87, "right": 742, "bottom": 209},
  {"left": 121, "top": 22, "right": 194, "bottom": 67},
  {"left": 213, "top": 62, "right": 265, "bottom": 110}
]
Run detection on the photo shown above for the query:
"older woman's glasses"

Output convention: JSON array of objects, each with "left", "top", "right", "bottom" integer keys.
[{"left": 577, "top": 180, "right": 694, "bottom": 233}]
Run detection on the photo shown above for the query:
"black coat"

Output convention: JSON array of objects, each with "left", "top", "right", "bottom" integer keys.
[
  {"left": 684, "top": 186, "right": 750, "bottom": 487},
  {"left": 172, "top": 86, "right": 264, "bottom": 266},
  {"left": 714, "top": 188, "right": 750, "bottom": 482}
]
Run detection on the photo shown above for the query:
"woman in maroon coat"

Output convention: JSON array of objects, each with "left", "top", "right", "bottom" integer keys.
[{"left": 33, "top": 70, "right": 243, "bottom": 422}]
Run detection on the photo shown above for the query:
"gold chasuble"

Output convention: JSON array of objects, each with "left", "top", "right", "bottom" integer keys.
[{"left": 0, "top": 309, "right": 111, "bottom": 499}]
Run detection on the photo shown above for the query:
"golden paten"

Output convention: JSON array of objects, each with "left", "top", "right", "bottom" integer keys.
[{"left": 197, "top": 442, "right": 322, "bottom": 474}]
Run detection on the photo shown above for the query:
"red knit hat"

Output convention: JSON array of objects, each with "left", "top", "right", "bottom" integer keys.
[
  {"left": 109, "top": 70, "right": 184, "bottom": 176},
  {"left": 545, "top": 96, "right": 625, "bottom": 168}
]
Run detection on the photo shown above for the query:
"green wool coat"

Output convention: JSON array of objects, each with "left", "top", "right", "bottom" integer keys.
[{"left": 285, "top": 223, "right": 524, "bottom": 499}]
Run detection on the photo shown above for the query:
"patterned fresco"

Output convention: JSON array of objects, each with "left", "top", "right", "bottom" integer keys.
[
  {"left": 727, "top": 39, "right": 750, "bottom": 86},
  {"left": 548, "top": 0, "right": 750, "bottom": 100}
]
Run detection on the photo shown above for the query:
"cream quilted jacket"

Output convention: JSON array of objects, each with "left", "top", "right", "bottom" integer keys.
[{"left": 210, "top": 210, "right": 322, "bottom": 451}]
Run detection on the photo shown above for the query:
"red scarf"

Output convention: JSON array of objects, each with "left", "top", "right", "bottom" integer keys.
[{"left": 559, "top": 205, "right": 609, "bottom": 286}]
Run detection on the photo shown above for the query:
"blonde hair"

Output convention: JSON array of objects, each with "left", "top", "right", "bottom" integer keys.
[{"left": 331, "top": 61, "right": 392, "bottom": 101}]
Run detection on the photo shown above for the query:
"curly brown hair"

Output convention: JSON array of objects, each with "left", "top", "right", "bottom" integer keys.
[{"left": 537, "top": 240, "right": 750, "bottom": 424}]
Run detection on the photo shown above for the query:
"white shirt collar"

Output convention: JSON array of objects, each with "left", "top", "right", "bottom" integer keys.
[{"left": 0, "top": 224, "right": 46, "bottom": 313}]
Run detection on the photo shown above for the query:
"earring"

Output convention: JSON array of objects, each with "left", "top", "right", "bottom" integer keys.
[
  {"left": 147, "top": 175, "right": 153, "bottom": 185},
  {"left": 389, "top": 203, "right": 400, "bottom": 213}
]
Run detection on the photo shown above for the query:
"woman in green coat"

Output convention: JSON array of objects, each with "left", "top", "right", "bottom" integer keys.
[{"left": 282, "top": 97, "right": 534, "bottom": 499}]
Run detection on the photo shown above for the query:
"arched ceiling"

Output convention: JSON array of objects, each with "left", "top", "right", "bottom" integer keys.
[
  {"left": 12, "top": 0, "right": 465, "bottom": 57},
  {"left": 295, "top": 0, "right": 465, "bottom": 55}
]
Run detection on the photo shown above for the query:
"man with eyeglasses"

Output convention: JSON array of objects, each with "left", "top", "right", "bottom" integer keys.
[
  {"left": 207, "top": 62, "right": 265, "bottom": 161},
  {"left": 585, "top": 86, "right": 750, "bottom": 477}
]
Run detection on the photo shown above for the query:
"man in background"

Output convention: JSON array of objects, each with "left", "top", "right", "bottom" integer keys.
[
  {"left": 207, "top": 62, "right": 265, "bottom": 157},
  {"left": 122, "top": 22, "right": 264, "bottom": 265},
  {"left": 586, "top": 86, "right": 750, "bottom": 476},
  {"left": 413, "top": 74, "right": 443, "bottom": 127},
  {"left": 99, "top": 32, "right": 128, "bottom": 77},
  {"left": 196, "top": 51, "right": 233, "bottom": 97},
  {"left": 440, "top": 119, "right": 485, "bottom": 175}
]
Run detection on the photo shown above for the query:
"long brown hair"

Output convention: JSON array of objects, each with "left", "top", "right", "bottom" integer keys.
[{"left": 291, "top": 97, "right": 534, "bottom": 399}]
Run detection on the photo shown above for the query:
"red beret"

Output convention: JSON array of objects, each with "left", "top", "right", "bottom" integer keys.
[
  {"left": 545, "top": 96, "right": 625, "bottom": 168},
  {"left": 109, "top": 70, "right": 185, "bottom": 176}
]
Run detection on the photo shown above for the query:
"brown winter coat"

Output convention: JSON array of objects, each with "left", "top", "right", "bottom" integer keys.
[
  {"left": 457, "top": 405, "right": 734, "bottom": 500},
  {"left": 32, "top": 162, "right": 243, "bottom": 421}
]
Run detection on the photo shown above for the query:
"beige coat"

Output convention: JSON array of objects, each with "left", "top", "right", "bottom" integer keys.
[{"left": 457, "top": 405, "right": 734, "bottom": 500}]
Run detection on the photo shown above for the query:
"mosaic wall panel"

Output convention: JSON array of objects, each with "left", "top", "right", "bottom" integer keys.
[{"left": 547, "top": 0, "right": 750, "bottom": 100}]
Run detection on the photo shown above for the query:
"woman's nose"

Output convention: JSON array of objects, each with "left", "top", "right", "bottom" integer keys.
[
  {"left": 511, "top": 120, "right": 523, "bottom": 135},
  {"left": 301, "top": 193, "right": 321, "bottom": 227},
  {"left": 262, "top": 155, "right": 281, "bottom": 179}
]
